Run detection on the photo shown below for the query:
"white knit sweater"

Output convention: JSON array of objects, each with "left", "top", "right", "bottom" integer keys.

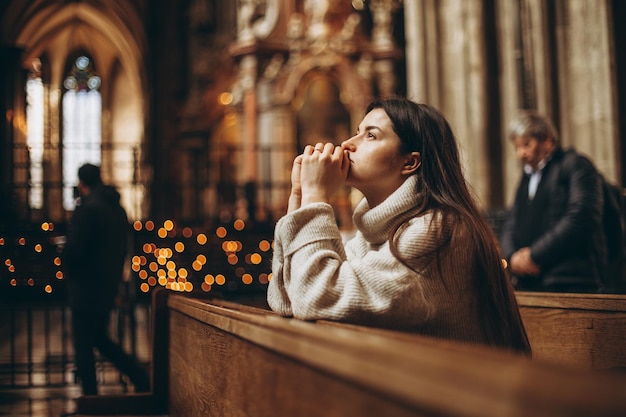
[{"left": 268, "top": 175, "right": 488, "bottom": 344}]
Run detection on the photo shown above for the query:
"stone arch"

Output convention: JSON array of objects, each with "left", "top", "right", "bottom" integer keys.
[
  {"left": 6, "top": 1, "right": 148, "bottom": 220},
  {"left": 274, "top": 53, "right": 373, "bottom": 125},
  {"left": 16, "top": 2, "right": 145, "bottom": 93},
  {"left": 293, "top": 71, "right": 351, "bottom": 149}
]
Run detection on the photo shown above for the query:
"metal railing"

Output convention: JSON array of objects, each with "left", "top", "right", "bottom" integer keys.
[{"left": 0, "top": 299, "right": 152, "bottom": 391}]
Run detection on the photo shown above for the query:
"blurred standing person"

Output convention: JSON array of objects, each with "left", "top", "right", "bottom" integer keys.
[
  {"left": 63, "top": 163, "right": 149, "bottom": 395},
  {"left": 500, "top": 110, "right": 606, "bottom": 293},
  {"left": 268, "top": 98, "right": 531, "bottom": 355}
]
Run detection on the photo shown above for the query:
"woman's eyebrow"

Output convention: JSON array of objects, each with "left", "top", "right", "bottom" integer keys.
[{"left": 362, "top": 125, "right": 382, "bottom": 133}]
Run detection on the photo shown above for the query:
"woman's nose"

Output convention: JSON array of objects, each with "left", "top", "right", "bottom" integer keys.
[{"left": 341, "top": 136, "right": 356, "bottom": 150}]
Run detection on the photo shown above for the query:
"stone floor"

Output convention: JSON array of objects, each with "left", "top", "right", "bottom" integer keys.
[
  {"left": 0, "top": 365, "right": 150, "bottom": 417},
  {"left": 0, "top": 384, "right": 130, "bottom": 417},
  {"left": 0, "top": 367, "right": 145, "bottom": 417},
  {"left": 0, "top": 303, "right": 152, "bottom": 417},
  {"left": 0, "top": 386, "right": 79, "bottom": 417}
]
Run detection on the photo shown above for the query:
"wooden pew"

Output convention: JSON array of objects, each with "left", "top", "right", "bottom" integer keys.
[
  {"left": 76, "top": 290, "right": 626, "bottom": 417},
  {"left": 516, "top": 291, "right": 626, "bottom": 370}
]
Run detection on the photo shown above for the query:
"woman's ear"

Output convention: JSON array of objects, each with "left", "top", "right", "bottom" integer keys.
[{"left": 401, "top": 152, "right": 421, "bottom": 175}]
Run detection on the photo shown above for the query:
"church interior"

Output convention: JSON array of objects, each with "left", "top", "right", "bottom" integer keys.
[{"left": 1, "top": 0, "right": 625, "bottom": 416}]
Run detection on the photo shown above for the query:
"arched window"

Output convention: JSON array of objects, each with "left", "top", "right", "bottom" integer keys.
[
  {"left": 62, "top": 55, "right": 102, "bottom": 210},
  {"left": 25, "top": 58, "right": 44, "bottom": 209}
]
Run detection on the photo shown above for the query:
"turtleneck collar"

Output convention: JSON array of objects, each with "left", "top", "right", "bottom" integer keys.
[{"left": 352, "top": 175, "right": 423, "bottom": 244}]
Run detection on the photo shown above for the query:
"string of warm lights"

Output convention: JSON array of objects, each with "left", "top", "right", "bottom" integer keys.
[{"left": 0, "top": 219, "right": 273, "bottom": 299}]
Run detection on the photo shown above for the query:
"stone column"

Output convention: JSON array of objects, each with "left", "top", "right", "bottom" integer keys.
[
  {"left": 403, "top": 0, "right": 424, "bottom": 100},
  {"left": 239, "top": 55, "right": 258, "bottom": 184},
  {"left": 556, "top": 0, "right": 617, "bottom": 180},
  {"left": 0, "top": 46, "right": 25, "bottom": 223},
  {"left": 370, "top": 0, "right": 400, "bottom": 97},
  {"left": 257, "top": 102, "right": 296, "bottom": 222},
  {"left": 232, "top": 54, "right": 259, "bottom": 221},
  {"left": 431, "top": 0, "right": 490, "bottom": 207},
  {"left": 496, "top": 0, "right": 526, "bottom": 206}
]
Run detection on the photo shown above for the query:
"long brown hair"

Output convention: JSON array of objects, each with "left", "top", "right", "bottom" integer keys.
[{"left": 368, "top": 98, "right": 532, "bottom": 355}]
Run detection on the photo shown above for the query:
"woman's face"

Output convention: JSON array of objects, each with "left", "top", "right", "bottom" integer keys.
[{"left": 341, "top": 108, "right": 413, "bottom": 205}]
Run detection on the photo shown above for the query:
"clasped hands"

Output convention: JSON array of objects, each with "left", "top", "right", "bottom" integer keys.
[{"left": 288, "top": 142, "right": 350, "bottom": 213}]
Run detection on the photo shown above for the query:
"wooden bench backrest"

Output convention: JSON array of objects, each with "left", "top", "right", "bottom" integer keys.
[
  {"left": 516, "top": 291, "right": 626, "bottom": 370},
  {"left": 165, "top": 294, "right": 626, "bottom": 417}
]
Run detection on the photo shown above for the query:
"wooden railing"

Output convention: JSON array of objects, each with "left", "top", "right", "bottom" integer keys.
[{"left": 75, "top": 289, "right": 626, "bottom": 417}]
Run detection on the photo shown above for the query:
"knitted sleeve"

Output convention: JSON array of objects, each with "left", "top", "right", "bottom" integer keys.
[{"left": 267, "top": 203, "right": 442, "bottom": 329}]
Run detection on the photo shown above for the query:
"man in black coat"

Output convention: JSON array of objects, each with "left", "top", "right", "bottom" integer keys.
[
  {"left": 63, "top": 163, "right": 149, "bottom": 395},
  {"left": 500, "top": 111, "right": 606, "bottom": 293}
]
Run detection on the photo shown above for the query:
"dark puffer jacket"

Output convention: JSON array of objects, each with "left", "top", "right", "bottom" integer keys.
[
  {"left": 63, "top": 185, "right": 129, "bottom": 311},
  {"left": 500, "top": 147, "right": 607, "bottom": 290}
]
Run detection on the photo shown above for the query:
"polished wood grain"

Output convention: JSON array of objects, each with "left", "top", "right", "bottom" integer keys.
[
  {"left": 74, "top": 291, "right": 626, "bottom": 417},
  {"left": 516, "top": 291, "right": 626, "bottom": 370},
  {"left": 164, "top": 295, "right": 626, "bottom": 417}
]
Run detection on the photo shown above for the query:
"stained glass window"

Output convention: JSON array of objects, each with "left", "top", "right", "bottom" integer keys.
[
  {"left": 26, "top": 58, "right": 44, "bottom": 209},
  {"left": 62, "top": 55, "right": 102, "bottom": 210}
]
